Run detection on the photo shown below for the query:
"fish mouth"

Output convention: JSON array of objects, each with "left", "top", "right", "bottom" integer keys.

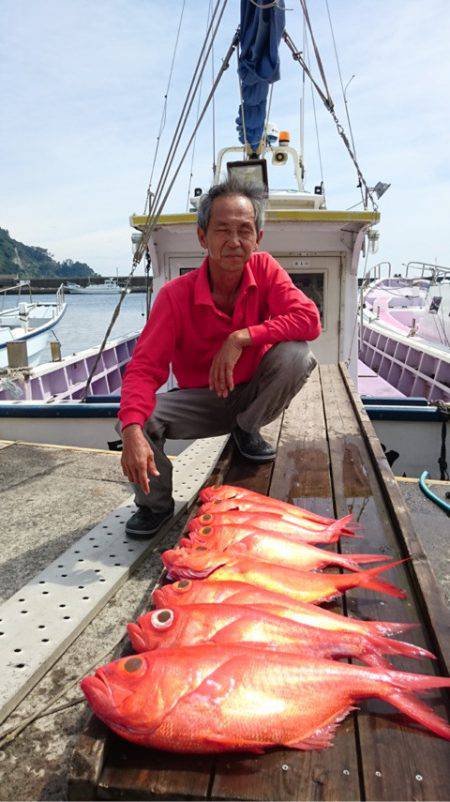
[
  {"left": 166, "top": 566, "right": 213, "bottom": 581},
  {"left": 127, "top": 622, "right": 148, "bottom": 653},
  {"left": 81, "top": 668, "right": 135, "bottom": 721},
  {"left": 81, "top": 670, "right": 112, "bottom": 710}
]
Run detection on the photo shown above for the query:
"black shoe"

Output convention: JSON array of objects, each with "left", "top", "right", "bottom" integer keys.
[
  {"left": 125, "top": 504, "right": 175, "bottom": 538},
  {"left": 232, "top": 425, "right": 276, "bottom": 463}
]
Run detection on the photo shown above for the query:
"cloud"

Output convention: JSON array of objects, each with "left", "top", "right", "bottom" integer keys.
[{"left": 1, "top": 0, "right": 449, "bottom": 275}]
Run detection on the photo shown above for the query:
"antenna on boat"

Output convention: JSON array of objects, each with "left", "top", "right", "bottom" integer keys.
[{"left": 283, "top": 0, "right": 378, "bottom": 211}]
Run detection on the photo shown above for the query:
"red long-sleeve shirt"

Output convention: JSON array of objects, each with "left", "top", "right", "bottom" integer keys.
[{"left": 119, "top": 251, "right": 321, "bottom": 429}]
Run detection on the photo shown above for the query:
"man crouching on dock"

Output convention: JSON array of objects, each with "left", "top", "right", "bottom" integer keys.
[{"left": 118, "top": 178, "right": 321, "bottom": 537}]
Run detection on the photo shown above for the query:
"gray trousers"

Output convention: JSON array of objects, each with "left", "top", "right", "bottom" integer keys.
[{"left": 130, "top": 341, "right": 317, "bottom": 511}]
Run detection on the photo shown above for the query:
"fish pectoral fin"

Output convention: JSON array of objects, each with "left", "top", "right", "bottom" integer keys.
[
  {"left": 185, "top": 661, "right": 238, "bottom": 706},
  {"left": 285, "top": 705, "right": 357, "bottom": 751}
]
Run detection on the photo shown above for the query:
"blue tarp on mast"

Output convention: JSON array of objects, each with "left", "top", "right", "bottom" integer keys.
[{"left": 236, "top": 0, "right": 285, "bottom": 152}]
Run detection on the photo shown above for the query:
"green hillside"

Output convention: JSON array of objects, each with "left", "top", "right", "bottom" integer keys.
[{"left": 0, "top": 228, "right": 98, "bottom": 279}]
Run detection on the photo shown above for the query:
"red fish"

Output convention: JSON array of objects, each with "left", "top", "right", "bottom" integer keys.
[
  {"left": 183, "top": 525, "right": 387, "bottom": 572},
  {"left": 188, "top": 511, "right": 358, "bottom": 544},
  {"left": 81, "top": 644, "right": 450, "bottom": 751},
  {"left": 161, "top": 546, "right": 407, "bottom": 603},
  {"left": 199, "top": 499, "right": 358, "bottom": 536},
  {"left": 153, "top": 579, "right": 415, "bottom": 638},
  {"left": 200, "top": 485, "right": 342, "bottom": 526},
  {"left": 128, "top": 603, "right": 433, "bottom": 668}
]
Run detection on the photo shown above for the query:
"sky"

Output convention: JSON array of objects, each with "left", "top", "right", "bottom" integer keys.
[{"left": 1, "top": 0, "right": 450, "bottom": 276}]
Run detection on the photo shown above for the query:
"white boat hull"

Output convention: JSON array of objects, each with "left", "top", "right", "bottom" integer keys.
[
  {"left": 67, "top": 287, "right": 121, "bottom": 294},
  {"left": 0, "top": 397, "right": 446, "bottom": 478},
  {"left": 0, "top": 302, "right": 67, "bottom": 369}
]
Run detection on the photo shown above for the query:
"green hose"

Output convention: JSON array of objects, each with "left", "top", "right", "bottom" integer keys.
[{"left": 419, "top": 471, "right": 450, "bottom": 515}]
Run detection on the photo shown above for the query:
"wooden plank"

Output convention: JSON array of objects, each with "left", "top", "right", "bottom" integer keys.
[
  {"left": 320, "top": 363, "right": 450, "bottom": 802},
  {"left": 92, "top": 423, "right": 284, "bottom": 801},
  {"left": 339, "top": 362, "right": 450, "bottom": 671},
  {"left": 68, "top": 441, "right": 235, "bottom": 802},
  {"left": 69, "top": 715, "right": 111, "bottom": 801},
  {"left": 210, "top": 372, "right": 362, "bottom": 801},
  {"left": 270, "top": 370, "right": 334, "bottom": 519}
]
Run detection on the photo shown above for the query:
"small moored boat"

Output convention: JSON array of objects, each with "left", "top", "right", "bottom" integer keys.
[
  {"left": 0, "top": 281, "right": 66, "bottom": 369},
  {"left": 65, "top": 278, "right": 122, "bottom": 294}
]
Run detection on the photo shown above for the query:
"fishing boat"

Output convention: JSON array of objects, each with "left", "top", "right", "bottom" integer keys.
[
  {"left": 358, "top": 260, "right": 450, "bottom": 402},
  {"left": 2, "top": 5, "right": 450, "bottom": 799},
  {"left": 65, "top": 278, "right": 122, "bottom": 294},
  {"left": 0, "top": 0, "right": 448, "bottom": 481},
  {"left": 0, "top": 280, "right": 66, "bottom": 369}
]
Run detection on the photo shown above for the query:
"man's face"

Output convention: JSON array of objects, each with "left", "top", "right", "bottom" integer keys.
[{"left": 197, "top": 194, "right": 262, "bottom": 275}]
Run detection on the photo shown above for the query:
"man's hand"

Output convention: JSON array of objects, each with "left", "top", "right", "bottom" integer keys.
[
  {"left": 121, "top": 424, "right": 159, "bottom": 495},
  {"left": 209, "top": 329, "right": 252, "bottom": 398}
]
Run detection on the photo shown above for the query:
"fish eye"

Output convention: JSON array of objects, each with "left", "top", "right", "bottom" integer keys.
[
  {"left": 151, "top": 609, "right": 175, "bottom": 630},
  {"left": 201, "top": 514, "right": 212, "bottom": 522},
  {"left": 123, "top": 656, "right": 143, "bottom": 673},
  {"left": 174, "top": 579, "right": 191, "bottom": 592},
  {"left": 200, "top": 526, "right": 212, "bottom": 535}
]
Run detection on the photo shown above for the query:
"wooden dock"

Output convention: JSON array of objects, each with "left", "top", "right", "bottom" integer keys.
[{"left": 68, "top": 363, "right": 450, "bottom": 802}]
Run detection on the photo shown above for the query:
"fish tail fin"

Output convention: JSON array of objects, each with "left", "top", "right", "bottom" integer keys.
[
  {"left": 349, "top": 553, "right": 393, "bottom": 565},
  {"left": 388, "top": 669, "right": 450, "bottom": 693},
  {"left": 330, "top": 554, "right": 367, "bottom": 572},
  {"left": 369, "top": 633, "right": 436, "bottom": 662},
  {"left": 357, "top": 559, "right": 408, "bottom": 598},
  {"left": 339, "top": 514, "right": 364, "bottom": 537},
  {"left": 321, "top": 516, "right": 353, "bottom": 542},
  {"left": 360, "top": 652, "right": 393, "bottom": 669},
  {"left": 335, "top": 559, "right": 408, "bottom": 598},
  {"left": 385, "top": 690, "right": 450, "bottom": 740},
  {"left": 328, "top": 551, "right": 385, "bottom": 572},
  {"left": 369, "top": 621, "right": 418, "bottom": 637},
  {"left": 324, "top": 515, "right": 362, "bottom": 541}
]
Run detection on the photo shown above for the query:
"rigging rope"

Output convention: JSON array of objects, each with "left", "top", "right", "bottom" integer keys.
[
  {"left": 237, "top": 42, "right": 250, "bottom": 153},
  {"left": 305, "top": 34, "right": 323, "bottom": 185},
  {"left": 211, "top": 3, "right": 217, "bottom": 176},
  {"left": 134, "top": 0, "right": 228, "bottom": 267},
  {"left": 186, "top": 0, "right": 215, "bottom": 209},
  {"left": 324, "top": 0, "right": 356, "bottom": 154},
  {"left": 298, "top": 0, "right": 332, "bottom": 105},
  {"left": 81, "top": 22, "right": 238, "bottom": 399},
  {"left": 299, "top": 11, "right": 306, "bottom": 163},
  {"left": 283, "top": 26, "right": 378, "bottom": 210},
  {"left": 324, "top": 0, "right": 365, "bottom": 206},
  {"left": 145, "top": 0, "right": 186, "bottom": 214},
  {"left": 258, "top": 83, "right": 274, "bottom": 154},
  {"left": 185, "top": 78, "right": 204, "bottom": 211}
]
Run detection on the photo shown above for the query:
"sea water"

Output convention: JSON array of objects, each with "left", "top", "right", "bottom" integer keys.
[{"left": 1, "top": 292, "right": 149, "bottom": 362}]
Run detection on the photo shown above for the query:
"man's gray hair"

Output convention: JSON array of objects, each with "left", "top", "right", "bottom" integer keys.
[{"left": 197, "top": 178, "right": 267, "bottom": 233}]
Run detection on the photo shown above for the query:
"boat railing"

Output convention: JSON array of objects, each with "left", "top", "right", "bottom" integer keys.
[
  {"left": 364, "top": 261, "right": 392, "bottom": 282},
  {"left": 0, "top": 279, "right": 31, "bottom": 295},
  {"left": 56, "top": 284, "right": 65, "bottom": 312},
  {"left": 404, "top": 261, "right": 450, "bottom": 282}
]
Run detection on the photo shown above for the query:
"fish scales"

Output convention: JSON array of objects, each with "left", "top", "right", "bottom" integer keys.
[
  {"left": 81, "top": 644, "right": 450, "bottom": 752},
  {"left": 152, "top": 579, "right": 415, "bottom": 637}
]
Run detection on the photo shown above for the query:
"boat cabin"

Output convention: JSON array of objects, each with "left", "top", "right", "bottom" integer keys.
[{"left": 130, "top": 144, "right": 379, "bottom": 381}]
